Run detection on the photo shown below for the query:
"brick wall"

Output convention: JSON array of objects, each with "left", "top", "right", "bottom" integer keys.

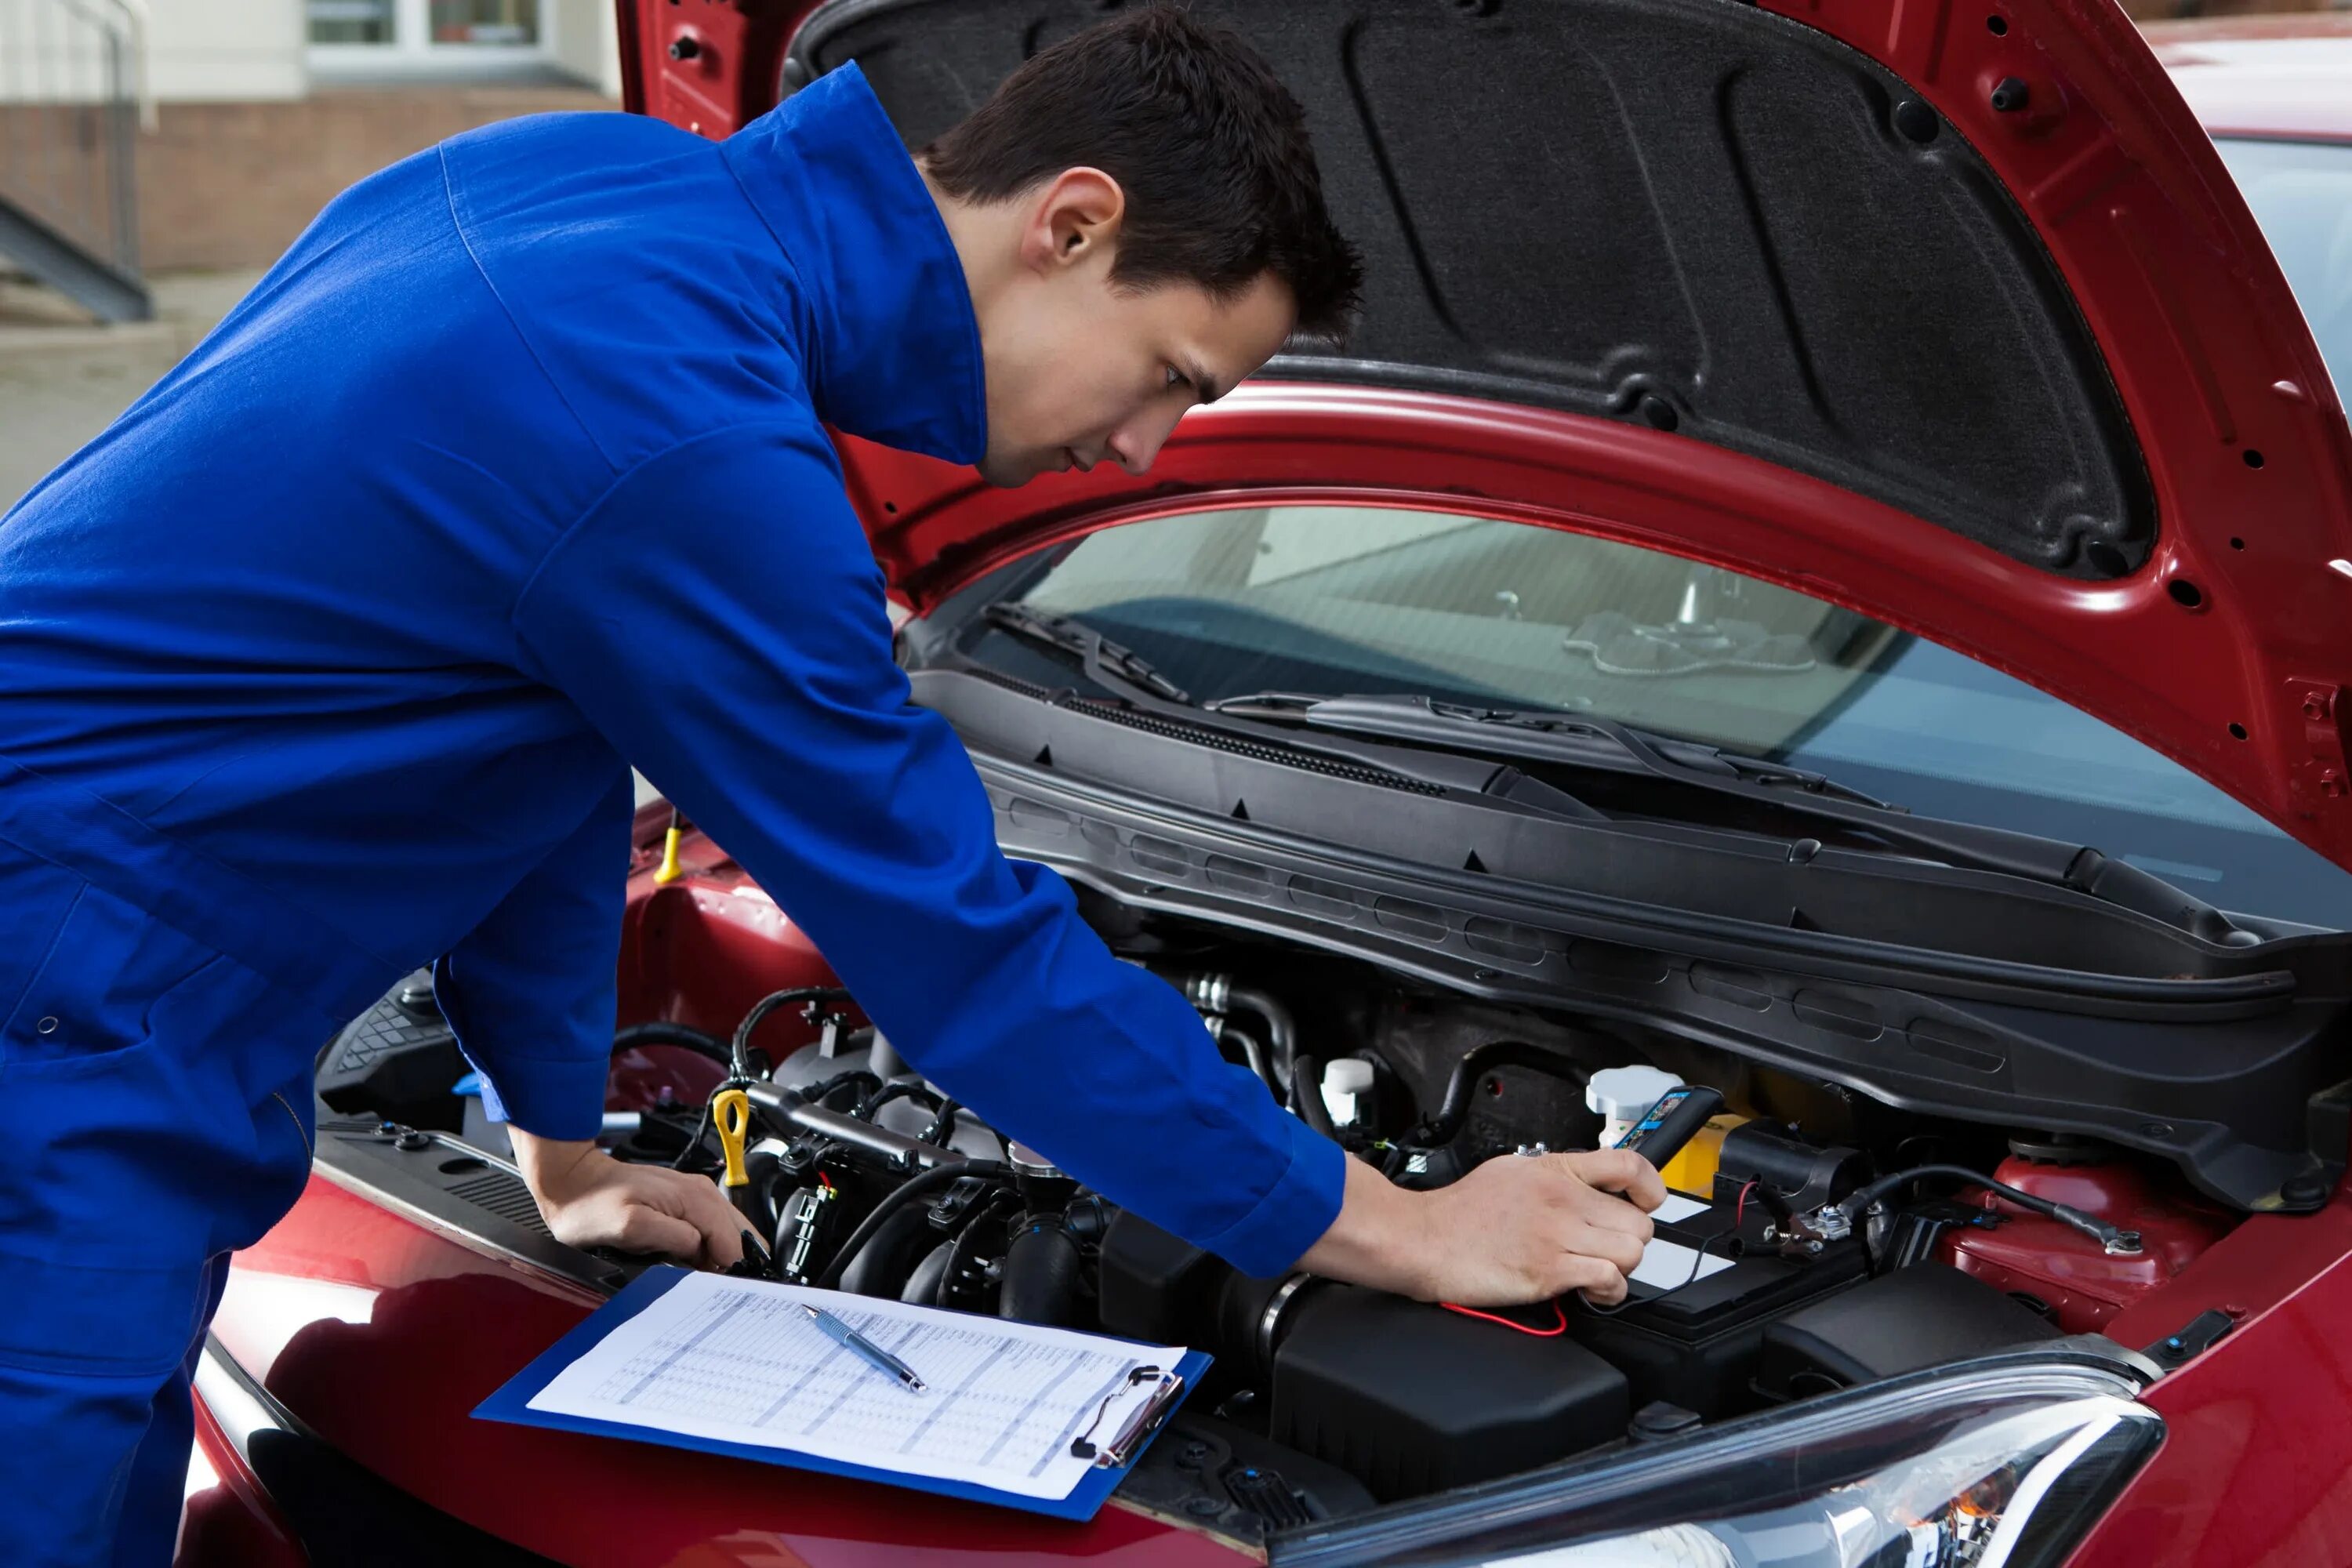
[{"left": 132, "top": 83, "right": 616, "bottom": 273}]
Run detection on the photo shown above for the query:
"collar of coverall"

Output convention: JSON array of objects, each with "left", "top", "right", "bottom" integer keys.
[{"left": 718, "top": 62, "right": 989, "bottom": 469}]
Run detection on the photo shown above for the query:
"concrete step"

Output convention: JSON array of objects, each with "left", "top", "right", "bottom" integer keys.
[{"left": 0, "top": 267, "right": 263, "bottom": 513}]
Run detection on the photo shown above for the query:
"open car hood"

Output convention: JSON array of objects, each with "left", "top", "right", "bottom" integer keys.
[{"left": 618, "top": 0, "right": 2352, "bottom": 873}]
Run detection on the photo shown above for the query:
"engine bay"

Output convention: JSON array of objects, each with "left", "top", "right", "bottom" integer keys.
[{"left": 317, "top": 887, "right": 2246, "bottom": 1541}]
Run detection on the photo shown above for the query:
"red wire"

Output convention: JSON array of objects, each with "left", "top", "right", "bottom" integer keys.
[
  {"left": 1439, "top": 1299, "right": 1568, "bottom": 1336},
  {"left": 1733, "top": 1177, "right": 1759, "bottom": 1229}
]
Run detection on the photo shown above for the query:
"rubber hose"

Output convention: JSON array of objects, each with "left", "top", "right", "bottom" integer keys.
[
  {"left": 1291, "top": 1054, "right": 1338, "bottom": 1139},
  {"left": 612, "top": 1021, "right": 733, "bottom": 1069},
  {"left": 1221, "top": 1025, "right": 1276, "bottom": 1098},
  {"left": 837, "top": 1202, "right": 938, "bottom": 1299},
  {"left": 814, "top": 1160, "right": 1008, "bottom": 1290},
  {"left": 902, "top": 1237, "right": 956, "bottom": 1305},
  {"left": 1224, "top": 986, "right": 1298, "bottom": 1095},
  {"left": 1414, "top": 1040, "right": 1587, "bottom": 1147},
  {"left": 998, "top": 1223, "right": 1085, "bottom": 1327}
]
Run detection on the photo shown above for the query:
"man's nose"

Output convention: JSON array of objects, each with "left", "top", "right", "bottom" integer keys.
[{"left": 1106, "top": 409, "right": 1181, "bottom": 476}]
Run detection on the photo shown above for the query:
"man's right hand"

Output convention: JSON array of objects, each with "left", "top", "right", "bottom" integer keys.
[{"left": 1298, "top": 1147, "right": 1665, "bottom": 1307}]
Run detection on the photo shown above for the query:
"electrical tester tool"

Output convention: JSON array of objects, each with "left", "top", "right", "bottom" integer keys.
[{"left": 1613, "top": 1085, "right": 1727, "bottom": 1169}]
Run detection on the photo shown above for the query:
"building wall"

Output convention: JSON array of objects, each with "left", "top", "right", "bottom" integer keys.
[
  {"left": 132, "top": 82, "right": 615, "bottom": 271},
  {"left": 550, "top": 0, "right": 624, "bottom": 101},
  {"left": 144, "top": 0, "right": 310, "bottom": 103},
  {"left": 2, "top": 1, "right": 623, "bottom": 274}
]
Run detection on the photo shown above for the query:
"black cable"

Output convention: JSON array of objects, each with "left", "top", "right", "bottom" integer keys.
[
  {"left": 731, "top": 985, "right": 853, "bottom": 1082},
  {"left": 1836, "top": 1163, "right": 2133, "bottom": 1248},
  {"left": 612, "top": 1022, "right": 733, "bottom": 1069},
  {"left": 813, "top": 1160, "right": 1010, "bottom": 1291},
  {"left": 1579, "top": 1224, "right": 1740, "bottom": 1317},
  {"left": 797, "top": 1069, "right": 880, "bottom": 1112},
  {"left": 920, "top": 1098, "right": 962, "bottom": 1146},
  {"left": 857, "top": 1080, "right": 943, "bottom": 1120},
  {"left": 670, "top": 1097, "right": 716, "bottom": 1172}
]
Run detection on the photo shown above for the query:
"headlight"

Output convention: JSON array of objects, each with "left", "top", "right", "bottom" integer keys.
[{"left": 1272, "top": 1357, "right": 2160, "bottom": 1568}]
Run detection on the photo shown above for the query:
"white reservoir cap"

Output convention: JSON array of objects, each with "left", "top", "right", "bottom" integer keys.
[
  {"left": 1586, "top": 1065, "right": 1684, "bottom": 1125},
  {"left": 1323, "top": 1059, "right": 1375, "bottom": 1096}
]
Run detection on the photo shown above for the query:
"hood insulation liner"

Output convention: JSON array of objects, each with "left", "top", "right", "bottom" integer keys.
[{"left": 789, "top": 0, "right": 2155, "bottom": 579}]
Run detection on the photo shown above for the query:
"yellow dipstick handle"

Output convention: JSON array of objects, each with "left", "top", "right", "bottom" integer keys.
[
  {"left": 714, "top": 1087, "right": 751, "bottom": 1189},
  {"left": 654, "top": 820, "right": 685, "bottom": 884}
]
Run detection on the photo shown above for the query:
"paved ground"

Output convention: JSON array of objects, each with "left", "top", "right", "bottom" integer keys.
[{"left": 0, "top": 269, "right": 264, "bottom": 511}]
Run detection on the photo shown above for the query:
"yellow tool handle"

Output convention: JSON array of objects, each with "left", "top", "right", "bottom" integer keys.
[
  {"left": 654, "top": 820, "right": 685, "bottom": 884},
  {"left": 714, "top": 1087, "right": 751, "bottom": 1189}
]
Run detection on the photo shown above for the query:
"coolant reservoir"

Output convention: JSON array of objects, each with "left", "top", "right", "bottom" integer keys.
[
  {"left": 1655, "top": 1114, "right": 1749, "bottom": 1196},
  {"left": 1321, "top": 1058, "right": 1375, "bottom": 1127},
  {"left": 1587, "top": 1065, "right": 1685, "bottom": 1147}
]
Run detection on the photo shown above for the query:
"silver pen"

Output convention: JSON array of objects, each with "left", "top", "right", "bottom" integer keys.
[{"left": 802, "top": 1302, "right": 927, "bottom": 1393}]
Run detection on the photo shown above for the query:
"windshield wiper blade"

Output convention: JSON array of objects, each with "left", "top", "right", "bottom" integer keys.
[
  {"left": 1203, "top": 692, "right": 2250, "bottom": 944},
  {"left": 1208, "top": 691, "right": 1886, "bottom": 803},
  {"left": 981, "top": 603, "right": 1192, "bottom": 705}
]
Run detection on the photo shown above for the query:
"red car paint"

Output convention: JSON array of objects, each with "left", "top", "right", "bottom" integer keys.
[
  {"left": 212, "top": 1174, "right": 1251, "bottom": 1568},
  {"left": 625, "top": 0, "right": 2352, "bottom": 874},
  {"left": 177, "top": 1403, "right": 307, "bottom": 1568},
  {"left": 184, "top": 4, "right": 2352, "bottom": 1564},
  {"left": 1937, "top": 1156, "right": 2235, "bottom": 1334}
]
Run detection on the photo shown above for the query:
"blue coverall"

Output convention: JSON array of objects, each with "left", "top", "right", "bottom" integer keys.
[{"left": 0, "top": 64, "right": 1344, "bottom": 1563}]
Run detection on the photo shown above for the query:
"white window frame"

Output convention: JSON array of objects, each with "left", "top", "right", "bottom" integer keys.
[{"left": 307, "top": 0, "right": 557, "bottom": 78}]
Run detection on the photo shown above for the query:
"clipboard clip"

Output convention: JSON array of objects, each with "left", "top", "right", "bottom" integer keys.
[{"left": 1069, "top": 1364, "right": 1187, "bottom": 1469}]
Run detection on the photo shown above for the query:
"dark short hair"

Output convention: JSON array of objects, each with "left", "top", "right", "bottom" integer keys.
[{"left": 920, "top": 6, "right": 1362, "bottom": 341}]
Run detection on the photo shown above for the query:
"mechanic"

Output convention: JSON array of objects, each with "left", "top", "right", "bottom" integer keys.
[{"left": 0, "top": 9, "right": 1663, "bottom": 1560}]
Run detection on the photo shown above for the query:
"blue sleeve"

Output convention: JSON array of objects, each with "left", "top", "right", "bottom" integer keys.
[
  {"left": 432, "top": 768, "right": 633, "bottom": 1140},
  {"left": 510, "top": 423, "right": 1345, "bottom": 1277}
]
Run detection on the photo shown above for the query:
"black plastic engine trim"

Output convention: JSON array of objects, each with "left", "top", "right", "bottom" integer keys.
[
  {"left": 958, "top": 749, "right": 2351, "bottom": 1214},
  {"left": 918, "top": 668, "right": 2338, "bottom": 997}
]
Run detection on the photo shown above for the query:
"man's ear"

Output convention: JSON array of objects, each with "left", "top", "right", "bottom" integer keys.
[{"left": 1018, "top": 167, "right": 1125, "bottom": 276}]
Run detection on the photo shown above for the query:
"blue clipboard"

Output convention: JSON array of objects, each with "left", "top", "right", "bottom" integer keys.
[{"left": 474, "top": 1266, "right": 1210, "bottom": 1522}]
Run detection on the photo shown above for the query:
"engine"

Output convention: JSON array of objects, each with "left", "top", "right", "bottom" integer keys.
[{"left": 318, "top": 927, "right": 2236, "bottom": 1529}]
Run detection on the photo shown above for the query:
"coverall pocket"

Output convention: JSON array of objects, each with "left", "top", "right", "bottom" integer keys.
[
  {"left": 0, "top": 872, "right": 222, "bottom": 1073},
  {"left": 0, "top": 1250, "right": 209, "bottom": 1375}
]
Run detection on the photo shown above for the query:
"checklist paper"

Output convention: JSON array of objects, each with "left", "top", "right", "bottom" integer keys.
[{"left": 518, "top": 1270, "right": 1189, "bottom": 1502}]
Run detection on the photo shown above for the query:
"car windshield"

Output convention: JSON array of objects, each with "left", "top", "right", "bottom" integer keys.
[
  {"left": 2213, "top": 136, "right": 2352, "bottom": 398},
  {"left": 926, "top": 504, "right": 2352, "bottom": 931}
]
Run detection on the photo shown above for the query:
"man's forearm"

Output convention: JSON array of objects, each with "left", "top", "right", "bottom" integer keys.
[
  {"left": 507, "top": 1125, "right": 597, "bottom": 1194},
  {"left": 1297, "top": 1155, "right": 1439, "bottom": 1299}
]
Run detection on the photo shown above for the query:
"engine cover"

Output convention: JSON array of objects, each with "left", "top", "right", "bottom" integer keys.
[{"left": 1269, "top": 1285, "right": 1629, "bottom": 1501}]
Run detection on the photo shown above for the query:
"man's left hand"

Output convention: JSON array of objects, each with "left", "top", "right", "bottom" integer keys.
[{"left": 510, "top": 1128, "right": 750, "bottom": 1269}]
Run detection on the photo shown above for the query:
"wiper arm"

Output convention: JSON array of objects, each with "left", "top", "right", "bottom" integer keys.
[
  {"left": 1210, "top": 691, "right": 1887, "bottom": 804},
  {"left": 1204, "top": 692, "right": 2251, "bottom": 945},
  {"left": 980, "top": 603, "right": 1192, "bottom": 705}
]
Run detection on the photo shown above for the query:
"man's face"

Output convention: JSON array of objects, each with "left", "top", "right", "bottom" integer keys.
[{"left": 964, "top": 198, "right": 1298, "bottom": 488}]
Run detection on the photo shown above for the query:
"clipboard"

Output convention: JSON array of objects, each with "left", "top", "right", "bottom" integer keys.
[{"left": 474, "top": 1266, "right": 1210, "bottom": 1522}]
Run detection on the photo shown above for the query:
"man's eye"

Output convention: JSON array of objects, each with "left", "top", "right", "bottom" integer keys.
[{"left": 1164, "top": 365, "right": 1187, "bottom": 392}]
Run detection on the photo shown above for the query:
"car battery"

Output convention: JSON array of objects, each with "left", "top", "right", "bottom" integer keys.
[{"left": 1564, "top": 1189, "right": 1867, "bottom": 1417}]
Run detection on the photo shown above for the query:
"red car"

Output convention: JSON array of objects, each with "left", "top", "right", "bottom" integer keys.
[{"left": 180, "top": 2, "right": 2352, "bottom": 1565}]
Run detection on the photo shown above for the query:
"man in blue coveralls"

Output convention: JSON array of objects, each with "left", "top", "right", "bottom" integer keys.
[{"left": 0, "top": 9, "right": 1663, "bottom": 1559}]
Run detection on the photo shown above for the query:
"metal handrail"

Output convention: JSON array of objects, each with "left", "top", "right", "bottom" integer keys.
[{"left": 0, "top": 0, "right": 153, "bottom": 318}]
